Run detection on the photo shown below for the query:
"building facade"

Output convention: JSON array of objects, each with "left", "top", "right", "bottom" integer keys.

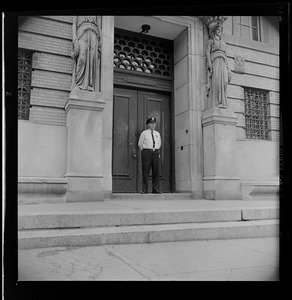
[{"left": 17, "top": 15, "right": 280, "bottom": 204}]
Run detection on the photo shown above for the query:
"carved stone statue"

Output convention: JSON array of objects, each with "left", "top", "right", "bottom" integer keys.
[
  {"left": 204, "top": 17, "right": 232, "bottom": 109},
  {"left": 71, "top": 16, "right": 101, "bottom": 92}
]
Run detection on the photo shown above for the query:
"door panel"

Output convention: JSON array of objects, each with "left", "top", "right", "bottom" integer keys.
[
  {"left": 113, "top": 87, "right": 171, "bottom": 193},
  {"left": 138, "top": 91, "right": 171, "bottom": 192},
  {"left": 112, "top": 88, "right": 138, "bottom": 192}
]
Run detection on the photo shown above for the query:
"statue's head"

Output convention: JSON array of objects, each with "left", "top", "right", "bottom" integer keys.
[
  {"left": 203, "top": 16, "right": 227, "bottom": 39},
  {"left": 209, "top": 22, "right": 223, "bottom": 38}
]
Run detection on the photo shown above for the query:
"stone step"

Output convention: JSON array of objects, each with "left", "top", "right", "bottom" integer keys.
[
  {"left": 18, "top": 207, "right": 279, "bottom": 230},
  {"left": 110, "top": 193, "right": 193, "bottom": 200},
  {"left": 18, "top": 219, "right": 279, "bottom": 249}
]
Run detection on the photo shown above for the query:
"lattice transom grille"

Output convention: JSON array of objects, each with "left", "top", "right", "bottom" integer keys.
[
  {"left": 244, "top": 88, "right": 269, "bottom": 140},
  {"left": 18, "top": 50, "right": 32, "bottom": 120},
  {"left": 114, "top": 29, "right": 172, "bottom": 77}
]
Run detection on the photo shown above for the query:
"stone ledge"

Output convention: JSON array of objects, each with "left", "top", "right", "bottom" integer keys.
[
  {"left": 203, "top": 190, "right": 242, "bottom": 200},
  {"left": 241, "top": 180, "right": 279, "bottom": 186},
  {"left": 64, "top": 173, "right": 103, "bottom": 178},
  {"left": 18, "top": 177, "right": 67, "bottom": 205},
  {"left": 18, "top": 177, "right": 67, "bottom": 184},
  {"left": 241, "top": 180, "right": 279, "bottom": 201},
  {"left": 241, "top": 208, "right": 279, "bottom": 220}
]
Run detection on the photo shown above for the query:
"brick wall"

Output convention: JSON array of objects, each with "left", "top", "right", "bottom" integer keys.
[
  {"left": 18, "top": 16, "right": 73, "bottom": 126},
  {"left": 223, "top": 16, "right": 280, "bottom": 141}
]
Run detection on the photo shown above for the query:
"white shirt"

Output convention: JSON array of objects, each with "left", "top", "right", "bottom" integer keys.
[{"left": 138, "top": 129, "right": 161, "bottom": 150}]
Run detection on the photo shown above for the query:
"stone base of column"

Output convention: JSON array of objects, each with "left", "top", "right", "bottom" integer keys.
[
  {"left": 203, "top": 176, "right": 241, "bottom": 200},
  {"left": 65, "top": 175, "right": 104, "bottom": 202},
  {"left": 191, "top": 176, "right": 203, "bottom": 199},
  {"left": 65, "top": 89, "right": 105, "bottom": 203},
  {"left": 202, "top": 107, "right": 242, "bottom": 200}
]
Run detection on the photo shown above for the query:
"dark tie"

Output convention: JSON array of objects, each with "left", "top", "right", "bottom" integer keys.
[{"left": 151, "top": 131, "right": 155, "bottom": 149}]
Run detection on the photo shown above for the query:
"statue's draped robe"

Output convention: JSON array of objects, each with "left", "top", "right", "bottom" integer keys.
[
  {"left": 72, "top": 16, "right": 100, "bottom": 91},
  {"left": 206, "top": 38, "right": 229, "bottom": 109}
]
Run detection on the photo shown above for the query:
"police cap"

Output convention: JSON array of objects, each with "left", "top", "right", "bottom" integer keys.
[{"left": 146, "top": 117, "right": 156, "bottom": 124}]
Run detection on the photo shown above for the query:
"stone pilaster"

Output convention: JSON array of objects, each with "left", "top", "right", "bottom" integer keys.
[
  {"left": 174, "top": 17, "right": 204, "bottom": 198},
  {"left": 65, "top": 88, "right": 105, "bottom": 202},
  {"left": 202, "top": 107, "right": 241, "bottom": 200}
]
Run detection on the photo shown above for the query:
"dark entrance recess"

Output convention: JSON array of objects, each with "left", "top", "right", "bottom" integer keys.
[
  {"left": 112, "top": 88, "right": 171, "bottom": 193},
  {"left": 112, "top": 28, "right": 174, "bottom": 193}
]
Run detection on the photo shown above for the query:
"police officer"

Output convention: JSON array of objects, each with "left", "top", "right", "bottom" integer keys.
[{"left": 138, "top": 117, "right": 162, "bottom": 194}]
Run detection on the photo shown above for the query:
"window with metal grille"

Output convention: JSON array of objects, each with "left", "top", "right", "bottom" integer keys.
[
  {"left": 18, "top": 50, "right": 32, "bottom": 120},
  {"left": 114, "top": 29, "right": 172, "bottom": 77},
  {"left": 238, "top": 16, "right": 261, "bottom": 41},
  {"left": 244, "top": 88, "right": 269, "bottom": 140}
]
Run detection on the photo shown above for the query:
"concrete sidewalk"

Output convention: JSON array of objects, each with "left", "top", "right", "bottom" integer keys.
[{"left": 18, "top": 237, "right": 279, "bottom": 281}]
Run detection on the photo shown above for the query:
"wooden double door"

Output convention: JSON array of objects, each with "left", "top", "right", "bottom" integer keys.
[{"left": 112, "top": 87, "right": 172, "bottom": 193}]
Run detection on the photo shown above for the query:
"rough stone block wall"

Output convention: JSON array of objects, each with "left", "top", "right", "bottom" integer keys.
[{"left": 18, "top": 16, "right": 74, "bottom": 126}]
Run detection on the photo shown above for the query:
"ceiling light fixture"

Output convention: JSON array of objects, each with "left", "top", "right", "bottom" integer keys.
[{"left": 140, "top": 24, "right": 151, "bottom": 34}]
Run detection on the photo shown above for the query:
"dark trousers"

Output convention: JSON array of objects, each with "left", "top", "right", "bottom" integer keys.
[{"left": 141, "top": 150, "right": 160, "bottom": 193}]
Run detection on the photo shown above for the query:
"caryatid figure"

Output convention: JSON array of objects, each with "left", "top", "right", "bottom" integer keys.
[
  {"left": 71, "top": 16, "right": 101, "bottom": 92},
  {"left": 204, "top": 16, "right": 232, "bottom": 109}
]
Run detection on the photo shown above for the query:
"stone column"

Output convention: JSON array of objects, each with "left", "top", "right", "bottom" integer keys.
[
  {"left": 65, "top": 89, "right": 105, "bottom": 202},
  {"left": 189, "top": 18, "right": 205, "bottom": 199},
  {"left": 202, "top": 107, "right": 241, "bottom": 200},
  {"left": 100, "top": 16, "right": 114, "bottom": 199}
]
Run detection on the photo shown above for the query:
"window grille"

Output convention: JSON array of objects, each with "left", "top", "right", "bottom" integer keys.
[
  {"left": 114, "top": 29, "right": 172, "bottom": 77},
  {"left": 244, "top": 88, "right": 269, "bottom": 140},
  {"left": 18, "top": 50, "right": 32, "bottom": 120},
  {"left": 238, "top": 16, "right": 261, "bottom": 41}
]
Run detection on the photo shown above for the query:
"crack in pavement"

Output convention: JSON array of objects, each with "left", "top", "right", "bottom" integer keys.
[
  {"left": 153, "top": 264, "right": 278, "bottom": 280},
  {"left": 226, "top": 238, "right": 279, "bottom": 258},
  {"left": 103, "top": 245, "right": 161, "bottom": 277},
  {"left": 103, "top": 246, "right": 151, "bottom": 280},
  {"left": 81, "top": 260, "right": 104, "bottom": 280},
  {"left": 37, "top": 247, "right": 80, "bottom": 258},
  {"left": 88, "top": 266, "right": 103, "bottom": 280}
]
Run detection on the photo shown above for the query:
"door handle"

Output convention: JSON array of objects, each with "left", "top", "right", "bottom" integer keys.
[{"left": 130, "top": 142, "right": 137, "bottom": 159}]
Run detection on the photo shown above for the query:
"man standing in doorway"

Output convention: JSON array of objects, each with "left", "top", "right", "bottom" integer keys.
[{"left": 138, "top": 117, "right": 162, "bottom": 194}]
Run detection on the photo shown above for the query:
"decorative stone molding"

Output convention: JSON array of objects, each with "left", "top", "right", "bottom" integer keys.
[
  {"left": 201, "top": 107, "right": 238, "bottom": 127},
  {"left": 66, "top": 89, "right": 105, "bottom": 116},
  {"left": 234, "top": 55, "right": 245, "bottom": 74}
]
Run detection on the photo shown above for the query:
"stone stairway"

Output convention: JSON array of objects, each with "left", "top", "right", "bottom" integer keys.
[{"left": 18, "top": 197, "right": 279, "bottom": 250}]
